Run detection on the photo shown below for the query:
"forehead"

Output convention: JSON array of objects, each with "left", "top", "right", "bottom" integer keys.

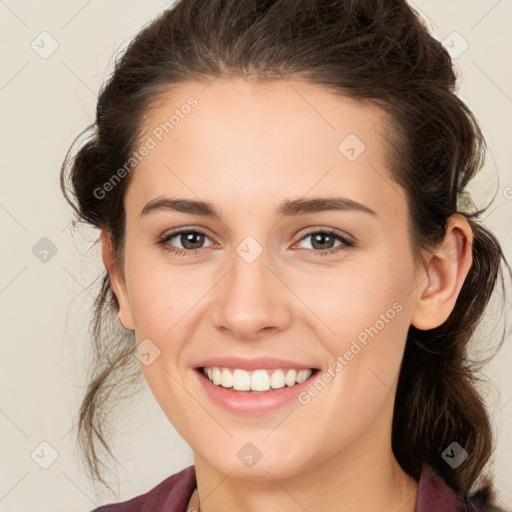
[{"left": 126, "top": 77, "right": 404, "bottom": 222}]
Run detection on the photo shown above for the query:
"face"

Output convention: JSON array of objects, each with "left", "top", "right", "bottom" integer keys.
[{"left": 105, "top": 77, "right": 436, "bottom": 480}]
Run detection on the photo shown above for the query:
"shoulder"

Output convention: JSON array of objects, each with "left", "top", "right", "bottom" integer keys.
[
  {"left": 417, "top": 465, "right": 509, "bottom": 512},
  {"left": 89, "top": 465, "right": 196, "bottom": 512}
]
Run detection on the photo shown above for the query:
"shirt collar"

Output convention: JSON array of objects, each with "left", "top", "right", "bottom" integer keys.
[
  {"left": 416, "top": 465, "right": 464, "bottom": 511},
  {"left": 164, "top": 464, "right": 465, "bottom": 512}
]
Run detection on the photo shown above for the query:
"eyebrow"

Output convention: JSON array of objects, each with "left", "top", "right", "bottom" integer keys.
[{"left": 140, "top": 196, "right": 377, "bottom": 219}]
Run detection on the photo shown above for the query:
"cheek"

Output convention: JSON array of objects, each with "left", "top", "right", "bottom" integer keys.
[
  {"left": 305, "top": 254, "right": 411, "bottom": 337},
  {"left": 301, "top": 251, "right": 413, "bottom": 387},
  {"left": 127, "top": 270, "right": 173, "bottom": 331},
  {"left": 124, "top": 252, "right": 215, "bottom": 367},
  {"left": 125, "top": 245, "right": 196, "bottom": 328},
  {"left": 124, "top": 256, "right": 180, "bottom": 364}
]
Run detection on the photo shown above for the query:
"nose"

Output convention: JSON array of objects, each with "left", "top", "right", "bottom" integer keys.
[{"left": 210, "top": 244, "right": 293, "bottom": 341}]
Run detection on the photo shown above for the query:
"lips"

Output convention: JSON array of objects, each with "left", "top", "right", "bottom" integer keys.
[
  {"left": 194, "top": 355, "right": 320, "bottom": 371},
  {"left": 194, "top": 356, "right": 320, "bottom": 415}
]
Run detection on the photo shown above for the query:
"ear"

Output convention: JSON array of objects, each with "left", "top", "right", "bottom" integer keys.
[
  {"left": 410, "top": 214, "right": 473, "bottom": 330},
  {"left": 100, "top": 229, "right": 135, "bottom": 331}
]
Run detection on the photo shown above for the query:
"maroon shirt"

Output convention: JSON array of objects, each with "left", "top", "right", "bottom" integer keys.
[{"left": 90, "top": 464, "right": 506, "bottom": 512}]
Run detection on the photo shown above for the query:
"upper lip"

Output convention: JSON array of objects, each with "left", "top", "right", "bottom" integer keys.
[{"left": 194, "top": 356, "right": 320, "bottom": 371}]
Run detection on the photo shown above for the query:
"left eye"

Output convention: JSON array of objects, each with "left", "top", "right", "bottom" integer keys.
[
  {"left": 157, "top": 229, "right": 216, "bottom": 255},
  {"left": 157, "top": 228, "right": 354, "bottom": 257},
  {"left": 294, "top": 229, "right": 353, "bottom": 252}
]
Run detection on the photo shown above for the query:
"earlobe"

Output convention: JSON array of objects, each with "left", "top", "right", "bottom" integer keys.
[
  {"left": 100, "top": 229, "right": 135, "bottom": 331},
  {"left": 411, "top": 215, "right": 473, "bottom": 331}
]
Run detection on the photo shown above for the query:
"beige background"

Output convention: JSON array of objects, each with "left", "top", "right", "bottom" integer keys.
[{"left": 0, "top": 1, "right": 511, "bottom": 510}]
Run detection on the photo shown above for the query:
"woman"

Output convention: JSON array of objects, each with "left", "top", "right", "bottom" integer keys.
[{"left": 60, "top": 0, "right": 511, "bottom": 510}]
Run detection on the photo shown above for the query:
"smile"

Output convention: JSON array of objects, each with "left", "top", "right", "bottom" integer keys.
[{"left": 202, "top": 366, "right": 316, "bottom": 393}]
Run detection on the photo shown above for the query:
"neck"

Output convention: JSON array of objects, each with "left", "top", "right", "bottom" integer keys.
[{"left": 191, "top": 415, "right": 419, "bottom": 512}]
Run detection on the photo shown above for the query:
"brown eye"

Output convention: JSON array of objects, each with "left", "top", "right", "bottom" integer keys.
[
  {"left": 176, "top": 231, "right": 206, "bottom": 250},
  {"left": 157, "top": 229, "right": 215, "bottom": 256},
  {"left": 295, "top": 229, "right": 355, "bottom": 256}
]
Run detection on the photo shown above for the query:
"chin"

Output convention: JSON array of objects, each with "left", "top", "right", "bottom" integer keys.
[{"left": 197, "top": 440, "right": 317, "bottom": 481}]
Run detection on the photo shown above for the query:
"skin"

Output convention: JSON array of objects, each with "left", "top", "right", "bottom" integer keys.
[{"left": 101, "top": 77, "right": 473, "bottom": 512}]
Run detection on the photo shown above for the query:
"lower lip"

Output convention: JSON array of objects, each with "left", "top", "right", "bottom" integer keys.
[{"left": 194, "top": 368, "right": 320, "bottom": 416}]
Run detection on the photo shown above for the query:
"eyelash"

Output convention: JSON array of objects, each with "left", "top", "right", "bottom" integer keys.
[{"left": 156, "top": 227, "right": 355, "bottom": 258}]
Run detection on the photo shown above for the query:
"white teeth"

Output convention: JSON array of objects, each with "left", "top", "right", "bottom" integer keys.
[
  {"left": 221, "top": 368, "right": 233, "bottom": 388},
  {"left": 251, "top": 369, "right": 270, "bottom": 391},
  {"left": 296, "top": 369, "right": 310, "bottom": 383},
  {"left": 270, "top": 369, "right": 285, "bottom": 389},
  {"left": 202, "top": 367, "right": 314, "bottom": 392},
  {"left": 233, "top": 368, "right": 251, "bottom": 390},
  {"left": 212, "top": 367, "right": 222, "bottom": 385},
  {"left": 284, "top": 369, "right": 297, "bottom": 386}
]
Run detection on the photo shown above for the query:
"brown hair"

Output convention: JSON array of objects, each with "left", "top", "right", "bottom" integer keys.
[{"left": 60, "top": 0, "right": 511, "bottom": 504}]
